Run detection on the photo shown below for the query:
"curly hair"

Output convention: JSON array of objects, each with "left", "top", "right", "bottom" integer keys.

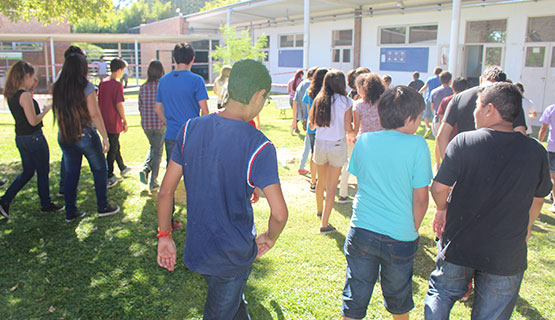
[{"left": 356, "top": 72, "right": 385, "bottom": 105}]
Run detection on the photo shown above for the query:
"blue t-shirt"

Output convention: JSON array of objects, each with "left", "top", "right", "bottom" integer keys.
[
  {"left": 430, "top": 86, "right": 453, "bottom": 114},
  {"left": 302, "top": 92, "right": 316, "bottom": 134},
  {"left": 348, "top": 130, "right": 432, "bottom": 241},
  {"left": 171, "top": 113, "right": 280, "bottom": 277},
  {"left": 156, "top": 70, "right": 209, "bottom": 140},
  {"left": 424, "top": 76, "right": 441, "bottom": 102}
]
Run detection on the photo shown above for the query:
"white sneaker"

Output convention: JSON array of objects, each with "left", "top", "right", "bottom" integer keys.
[{"left": 549, "top": 205, "right": 555, "bottom": 213}]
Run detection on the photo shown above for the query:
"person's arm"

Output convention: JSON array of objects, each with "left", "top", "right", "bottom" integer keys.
[
  {"left": 418, "top": 82, "right": 429, "bottom": 94},
  {"left": 198, "top": 99, "right": 209, "bottom": 116},
  {"left": 413, "top": 186, "right": 429, "bottom": 232},
  {"left": 349, "top": 111, "right": 360, "bottom": 145},
  {"left": 156, "top": 160, "right": 182, "bottom": 271},
  {"left": 527, "top": 197, "right": 544, "bottom": 242},
  {"left": 539, "top": 123, "right": 549, "bottom": 142},
  {"left": 436, "top": 122, "right": 454, "bottom": 159},
  {"left": 86, "top": 91, "right": 110, "bottom": 153},
  {"left": 291, "top": 101, "right": 298, "bottom": 131},
  {"left": 20, "top": 91, "right": 50, "bottom": 126},
  {"left": 155, "top": 102, "right": 166, "bottom": 125},
  {"left": 116, "top": 102, "right": 128, "bottom": 132},
  {"left": 255, "top": 183, "right": 288, "bottom": 258},
  {"left": 431, "top": 180, "right": 451, "bottom": 238},
  {"left": 309, "top": 102, "right": 316, "bottom": 131},
  {"left": 344, "top": 106, "right": 354, "bottom": 135},
  {"left": 213, "top": 80, "right": 220, "bottom": 96}
]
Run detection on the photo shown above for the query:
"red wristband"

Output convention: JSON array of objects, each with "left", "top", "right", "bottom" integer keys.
[{"left": 156, "top": 227, "right": 172, "bottom": 238}]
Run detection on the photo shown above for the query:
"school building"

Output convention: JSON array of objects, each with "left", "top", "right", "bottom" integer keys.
[{"left": 174, "top": 0, "right": 555, "bottom": 119}]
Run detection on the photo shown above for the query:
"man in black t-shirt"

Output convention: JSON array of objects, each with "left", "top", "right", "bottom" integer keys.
[
  {"left": 424, "top": 83, "right": 552, "bottom": 320},
  {"left": 408, "top": 71, "right": 424, "bottom": 91},
  {"left": 436, "top": 66, "right": 527, "bottom": 158}
]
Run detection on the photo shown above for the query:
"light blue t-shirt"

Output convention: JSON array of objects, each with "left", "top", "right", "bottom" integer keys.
[
  {"left": 302, "top": 92, "right": 316, "bottom": 134},
  {"left": 348, "top": 130, "right": 432, "bottom": 241},
  {"left": 156, "top": 70, "right": 209, "bottom": 140}
]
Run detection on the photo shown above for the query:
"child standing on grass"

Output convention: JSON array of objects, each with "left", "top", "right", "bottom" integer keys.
[
  {"left": 139, "top": 60, "right": 166, "bottom": 191},
  {"left": 341, "top": 86, "right": 431, "bottom": 320},
  {"left": 156, "top": 59, "right": 288, "bottom": 320},
  {"left": 214, "top": 65, "right": 231, "bottom": 109},
  {"left": 310, "top": 69, "right": 354, "bottom": 234},
  {"left": 98, "top": 58, "right": 130, "bottom": 188}
]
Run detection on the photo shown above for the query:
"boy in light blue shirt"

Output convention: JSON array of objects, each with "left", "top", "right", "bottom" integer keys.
[{"left": 341, "top": 86, "right": 432, "bottom": 320}]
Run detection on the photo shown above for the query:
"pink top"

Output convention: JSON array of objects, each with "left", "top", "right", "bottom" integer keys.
[
  {"left": 287, "top": 77, "right": 303, "bottom": 100},
  {"left": 353, "top": 99, "right": 383, "bottom": 135}
]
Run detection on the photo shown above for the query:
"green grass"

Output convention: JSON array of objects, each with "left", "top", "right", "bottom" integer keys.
[{"left": 0, "top": 104, "right": 554, "bottom": 319}]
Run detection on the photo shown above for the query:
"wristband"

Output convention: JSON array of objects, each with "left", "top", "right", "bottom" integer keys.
[{"left": 156, "top": 227, "right": 172, "bottom": 238}]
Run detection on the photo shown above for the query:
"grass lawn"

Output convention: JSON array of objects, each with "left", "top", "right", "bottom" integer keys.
[{"left": 0, "top": 103, "right": 554, "bottom": 319}]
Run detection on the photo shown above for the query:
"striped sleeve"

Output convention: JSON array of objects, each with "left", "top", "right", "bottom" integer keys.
[
  {"left": 247, "top": 141, "right": 280, "bottom": 189},
  {"left": 171, "top": 119, "right": 191, "bottom": 166}
]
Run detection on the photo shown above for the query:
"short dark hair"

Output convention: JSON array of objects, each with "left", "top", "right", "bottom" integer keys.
[
  {"left": 478, "top": 82, "right": 522, "bottom": 123},
  {"left": 413, "top": 71, "right": 420, "bottom": 79},
  {"left": 100, "top": 55, "right": 104, "bottom": 60},
  {"left": 433, "top": 67, "right": 443, "bottom": 75},
  {"left": 110, "top": 58, "right": 126, "bottom": 72},
  {"left": 146, "top": 60, "right": 165, "bottom": 83},
  {"left": 347, "top": 67, "right": 370, "bottom": 90},
  {"left": 64, "top": 46, "right": 85, "bottom": 59},
  {"left": 227, "top": 59, "right": 271, "bottom": 104},
  {"left": 514, "top": 81, "right": 525, "bottom": 93},
  {"left": 173, "top": 43, "right": 195, "bottom": 64},
  {"left": 452, "top": 77, "right": 468, "bottom": 93},
  {"left": 439, "top": 71, "right": 452, "bottom": 84},
  {"left": 481, "top": 66, "right": 506, "bottom": 82},
  {"left": 307, "top": 66, "right": 318, "bottom": 79},
  {"left": 378, "top": 86, "right": 425, "bottom": 129},
  {"left": 356, "top": 72, "right": 385, "bottom": 105},
  {"left": 382, "top": 74, "right": 392, "bottom": 84}
]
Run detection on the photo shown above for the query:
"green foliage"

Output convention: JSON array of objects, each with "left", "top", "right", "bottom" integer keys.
[
  {"left": 0, "top": 0, "right": 112, "bottom": 26},
  {"left": 201, "top": 0, "right": 242, "bottom": 11},
  {"left": 211, "top": 25, "right": 267, "bottom": 74}
]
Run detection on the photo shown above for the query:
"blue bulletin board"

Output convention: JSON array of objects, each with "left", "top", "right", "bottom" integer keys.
[
  {"left": 379, "top": 47, "right": 429, "bottom": 72},
  {"left": 278, "top": 50, "right": 303, "bottom": 68}
]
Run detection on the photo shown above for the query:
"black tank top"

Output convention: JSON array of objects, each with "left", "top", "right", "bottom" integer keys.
[{"left": 8, "top": 90, "right": 42, "bottom": 136}]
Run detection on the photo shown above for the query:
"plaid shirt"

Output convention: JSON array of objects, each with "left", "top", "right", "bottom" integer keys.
[{"left": 139, "top": 81, "right": 164, "bottom": 130}]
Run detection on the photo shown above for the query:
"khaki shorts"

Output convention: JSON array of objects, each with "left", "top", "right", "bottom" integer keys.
[{"left": 314, "top": 138, "right": 347, "bottom": 167}]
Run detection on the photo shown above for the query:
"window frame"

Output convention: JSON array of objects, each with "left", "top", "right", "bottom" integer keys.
[
  {"left": 378, "top": 24, "right": 438, "bottom": 46},
  {"left": 279, "top": 34, "right": 304, "bottom": 49}
]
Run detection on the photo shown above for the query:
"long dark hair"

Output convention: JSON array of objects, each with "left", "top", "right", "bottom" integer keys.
[
  {"left": 52, "top": 54, "right": 91, "bottom": 143},
  {"left": 307, "top": 68, "right": 328, "bottom": 99},
  {"left": 313, "top": 69, "right": 347, "bottom": 127},
  {"left": 291, "top": 69, "right": 304, "bottom": 91},
  {"left": 146, "top": 60, "right": 165, "bottom": 83},
  {"left": 3, "top": 60, "right": 34, "bottom": 99}
]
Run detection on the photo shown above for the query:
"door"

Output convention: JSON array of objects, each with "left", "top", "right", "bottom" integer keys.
[
  {"left": 521, "top": 45, "right": 549, "bottom": 112},
  {"left": 544, "top": 46, "right": 555, "bottom": 109},
  {"left": 330, "top": 47, "right": 353, "bottom": 73},
  {"left": 463, "top": 45, "right": 505, "bottom": 87}
]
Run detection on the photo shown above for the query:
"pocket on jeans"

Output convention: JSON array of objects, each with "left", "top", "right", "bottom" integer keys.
[
  {"left": 439, "top": 259, "right": 468, "bottom": 281},
  {"left": 483, "top": 273, "right": 521, "bottom": 295},
  {"left": 387, "top": 238, "right": 418, "bottom": 266},
  {"left": 345, "top": 229, "right": 372, "bottom": 258}
]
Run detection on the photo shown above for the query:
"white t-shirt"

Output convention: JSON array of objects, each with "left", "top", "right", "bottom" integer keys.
[
  {"left": 522, "top": 97, "right": 536, "bottom": 135},
  {"left": 315, "top": 94, "right": 353, "bottom": 141}
]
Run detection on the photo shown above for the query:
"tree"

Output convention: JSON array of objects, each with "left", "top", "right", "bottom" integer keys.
[
  {"left": 201, "top": 0, "right": 241, "bottom": 11},
  {"left": 211, "top": 25, "right": 267, "bottom": 73},
  {"left": 0, "top": 0, "right": 113, "bottom": 25}
]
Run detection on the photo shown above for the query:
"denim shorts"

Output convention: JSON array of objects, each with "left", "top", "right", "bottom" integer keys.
[
  {"left": 423, "top": 100, "right": 433, "bottom": 119},
  {"left": 314, "top": 138, "right": 347, "bottom": 167},
  {"left": 202, "top": 267, "right": 252, "bottom": 320},
  {"left": 549, "top": 152, "right": 555, "bottom": 172},
  {"left": 341, "top": 228, "right": 419, "bottom": 318},
  {"left": 307, "top": 132, "right": 315, "bottom": 154}
]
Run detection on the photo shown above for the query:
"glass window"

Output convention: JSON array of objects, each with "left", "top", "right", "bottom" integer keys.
[
  {"left": 484, "top": 47, "right": 502, "bottom": 66},
  {"left": 190, "top": 40, "right": 209, "bottom": 50},
  {"left": 211, "top": 40, "right": 220, "bottom": 50},
  {"left": 262, "top": 35, "right": 269, "bottom": 49},
  {"left": 380, "top": 27, "right": 406, "bottom": 44},
  {"left": 195, "top": 51, "right": 209, "bottom": 63},
  {"left": 280, "top": 35, "right": 294, "bottom": 48},
  {"left": 343, "top": 49, "right": 351, "bottom": 63},
  {"left": 527, "top": 16, "right": 555, "bottom": 42},
  {"left": 332, "top": 30, "right": 353, "bottom": 46},
  {"left": 295, "top": 34, "right": 303, "bottom": 47},
  {"left": 13, "top": 42, "right": 43, "bottom": 52},
  {"left": 525, "top": 47, "right": 545, "bottom": 67},
  {"left": 263, "top": 51, "right": 269, "bottom": 62},
  {"left": 0, "top": 41, "right": 13, "bottom": 51},
  {"left": 465, "top": 20, "right": 507, "bottom": 43},
  {"left": 409, "top": 25, "right": 438, "bottom": 43},
  {"left": 332, "top": 49, "right": 340, "bottom": 63}
]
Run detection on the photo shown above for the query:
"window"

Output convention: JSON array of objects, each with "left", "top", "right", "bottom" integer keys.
[
  {"left": 211, "top": 40, "right": 220, "bottom": 50},
  {"left": 280, "top": 34, "right": 303, "bottom": 48},
  {"left": 527, "top": 16, "right": 555, "bottom": 42},
  {"left": 332, "top": 30, "right": 353, "bottom": 47},
  {"left": 380, "top": 25, "right": 437, "bottom": 45},
  {"left": 191, "top": 40, "right": 209, "bottom": 50},
  {"left": 343, "top": 49, "right": 351, "bottom": 63},
  {"left": 0, "top": 41, "right": 12, "bottom": 51},
  {"left": 525, "top": 47, "right": 545, "bottom": 67},
  {"left": 2, "top": 42, "right": 43, "bottom": 52},
  {"left": 332, "top": 49, "right": 340, "bottom": 63},
  {"left": 261, "top": 35, "right": 270, "bottom": 62},
  {"left": 465, "top": 20, "right": 506, "bottom": 43}
]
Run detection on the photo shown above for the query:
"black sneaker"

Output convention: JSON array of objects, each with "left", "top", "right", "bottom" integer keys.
[
  {"left": 337, "top": 196, "right": 351, "bottom": 204},
  {"left": 65, "top": 211, "right": 86, "bottom": 222},
  {"left": 98, "top": 205, "right": 120, "bottom": 217},
  {"left": 320, "top": 224, "right": 337, "bottom": 234},
  {"left": 0, "top": 200, "right": 10, "bottom": 219},
  {"left": 0, "top": 178, "right": 8, "bottom": 189},
  {"left": 41, "top": 203, "right": 65, "bottom": 212}
]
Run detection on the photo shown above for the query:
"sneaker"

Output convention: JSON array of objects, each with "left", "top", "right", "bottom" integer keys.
[
  {"left": 298, "top": 169, "right": 309, "bottom": 175},
  {"left": 549, "top": 205, "right": 555, "bottom": 213},
  {"left": 139, "top": 170, "right": 149, "bottom": 185},
  {"left": 550, "top": 192, "right": 554, "bottom": 203},
  {"left": 0, "top": 178, "right": 8, "bottom": 189},
  {"left": 65, "top": 211, "right": 86, "bottom": 222},
  {"left": 107, "top": 177, "right": 119, "bottom": 188},
  {"left": 0, "top": 200, "right": 10, "bottom": 219},
  {"left": 121, "top": 167, "right": 131, "bottom": 177},
  {"left": 320, "top": 224, "right": 337, "bottom": 234},
  {"left": 337, "top": 196, "right": 351, "bottom": 204},
  {"left": 40, "top": 203, "right": 65, "bottom": 213},
  {"left": 98, "top": 205, "right": 120, "bottom": 217},
  {"left": 310, "top": 183, "right": 316, "bottom": 192},
  {"left": 424, "top": 128, "right": 432, "bottom": 138},
  {"left": 149, "top": 181, "right": 160, "bottom": 191},
  {"left": 56, "top": 191, "right": 64, "bottom": 198},
  {"left": 172, "top": 220, "right": 183, "bottom": 230}
]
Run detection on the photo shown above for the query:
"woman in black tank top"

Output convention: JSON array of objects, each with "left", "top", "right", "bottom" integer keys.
[{"left": 0, "top": 61, "right": 63, "bottom": 219}]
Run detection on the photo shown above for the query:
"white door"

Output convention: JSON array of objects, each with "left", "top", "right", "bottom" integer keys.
[
  {"left": 543, "top": 46, "right": 555, "bottom": 109},
  {"left": 463, "top": 45, "right": 505, "bottom": 87},
  {"left": 521, "top": 45, "right": 549, "bottom": 112},
  {"left": 330, "top": 47, "right": 353, "bottom": 74}
]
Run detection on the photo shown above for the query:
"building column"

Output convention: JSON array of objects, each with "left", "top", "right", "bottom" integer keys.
[
  {"left": 448, "top": 0, "right": 462, "bottom": 76},
  {"left": 209, "top": 39, "right": 213, "bottom": 83},
  {"left": 134, "top": 39, "right": 139, "bottom": 86},
  {"left": 354, "top": 7, "right": 362, "bottom": 69},
  {"left": 117, "top": 43, "right": 122, "bottom": 57},
  {"left": 49, "top": 37, "right": 56, "bottom": 84},
  {"left": 303, "top": 0, "right": 310, "bottom": 70},
  {"left": 43, "top": 42, "right": 50, "bottom": 84},
  {"left": 227, "top": 9, "right": 232, "bottom": 27}
]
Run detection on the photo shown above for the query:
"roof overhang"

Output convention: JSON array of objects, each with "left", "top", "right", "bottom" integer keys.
[{"left": 0, "top": 33, "right": 218, "bottom": 43}]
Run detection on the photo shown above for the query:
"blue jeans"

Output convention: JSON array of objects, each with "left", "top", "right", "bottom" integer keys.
[
  {"left": 59, "top": 128, "right": 109, "bottom": 217},
  {"left": 425, "top": 247, "right": 523, "bottom": 320},
  {"left": 202, "top": 268, "right": 252, "bottom": 320},
  {"left": 423, "top": 101, "right": 433, "bottom": 120},
  {"left": 1, "top": 130, "right": 51, "bottom": 208},
  {"left": 342, "top": 228, "right": 419, "bottom": 318},
  {"left": 142, "top": 128, "right": 165, "bottom": 187},
  {"left": 298, "top": 134, "right": 311, "bottom": 170}
]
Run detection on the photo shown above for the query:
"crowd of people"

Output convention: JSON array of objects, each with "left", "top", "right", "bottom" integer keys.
[{"left": 1, "top": 41, "right": 553, "bottom": 320}]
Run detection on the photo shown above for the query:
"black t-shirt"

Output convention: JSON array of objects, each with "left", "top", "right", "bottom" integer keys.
[
  {"left": 444, "top": 86, "right": 527, "bottom": 133},
  {"left": 435, "top": 129, "right": 552, "bottom": 276},
  {"left": 8, "top": 90, "right": 42, "bottom": 136},
  {"left": 408, "top": 79, "right": 424, "bottom": 91}
]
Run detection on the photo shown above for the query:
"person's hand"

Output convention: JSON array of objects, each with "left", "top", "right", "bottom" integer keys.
[
  {"left": 250, "top": 189, "right": 259, "bottom": 203},
  {"left": 291, "top": 120, "right": 297, "bottom": 132},
  {"left": 347, "top": 134, "right": 357, "bottom": 146},
  {"left": 157, "top": 237, "right": 177, "bottom": 271},
  {"left": 123, "top": 120, "right": 128, "bottom": 133},
  {"left": 255, "top": 231, "right": 276, "bottom": 258},
  {"left": 102, "top": 137, "right": 110, "bottom": 154},
  {"left": 433, "top": 209, "right": 447, "bottom": 238}
]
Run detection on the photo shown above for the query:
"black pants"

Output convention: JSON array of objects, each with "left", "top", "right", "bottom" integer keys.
[{"left": 107, "top": 133, "right": 125, "bottom": 178}]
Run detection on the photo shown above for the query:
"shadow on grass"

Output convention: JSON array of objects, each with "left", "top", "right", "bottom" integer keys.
[
  {"left": 538, "top": 212, "right": 555, "bottom": 226},
  {"left": 515, "top": 296, "right": 548, "bottom": 320}
]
